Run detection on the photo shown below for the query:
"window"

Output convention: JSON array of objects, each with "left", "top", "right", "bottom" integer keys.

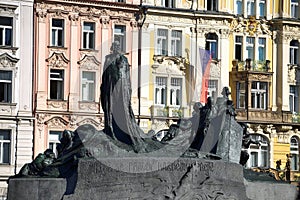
[
  {"left": 157, "top": 29, "right": 168, "bottom": 56},
  {"left": 236, "top": 0, "right": 243, "bottom": 15},
  {"left": 0, "top": 70, "right": 12, "bottom": 103},
  {"left": 205, "top": 33, "right": 218, "bottom": 60},
  {"left": 171, "top": 30, "right": 182, "bottom": 56},
  {"left": 51, "top": 19, "right": 64, "bottom": 47},
  {"left": 290, "top": 86, "right": 298, "bottom": 113},
  {"left": 162, "top": 0, "right": 175, "bottom": 8},
  {"left": 246, "top": 37, "right": 254, "bottom": 61},
  {"left": 83, "top": 22, "right": 95, "bottom": 49},
  {"left": 259, "top": 0, "right": 266, "bottom": 17},
  {"left": 50, "top": 69, "right": 64, "bottom": 100},
  {"left": 170, "top": 78, "right": 182, "bottom": 106},
  {"left": 155, "top": 77, "right": 167, "bottom": 105},
  {"left": 291, "top": 0, "right": 299, "bottom": 18},
  {"left": 258, "top": 38, "right": 266, "bottom": 61},
  {"left": 247, "top": 134, "right": 269, "bottom": 168},
  {"left": 235, "top": 36, "right": 243, "bottom": 61},
  {"left": 251, "top": 82, "right": 267, "bottom": 109},
  {"left": 49, "top": 131, "right": 62, "bottom": 157},
  {"left": 0, "top": 17, "right": 12, "bottom": 46},
  {"left": 116, "top": 0, "right": 125, "bottom": 2},
  {"left": 207, "top": 80, "right": 218, "bottom": 103},
  {"left": 247, "top": 0, "right": 255, "bottom": 17},
  {"left": 290, "top": 40, "right": 299, "bottom": 65},
  {"left": 207, "top": 0, "right": 218, "bottom": 11},
  {"left": 237, "top": 82, "right": 246, "bottom": 108},
  {"left": 81, "top": 71, "right": 95, "bottom": 101},
  {"left": 114, "top": 25, "right": 126, "bottom": 52},
  {"left": 291, "top": 136, "right": 299, "bottom": 171},
  {"left": 156, "top": 29, "right": 182, "bottom": 57},
  {"left": 0, "top": 130, "right": 10, "bottom": 164}
]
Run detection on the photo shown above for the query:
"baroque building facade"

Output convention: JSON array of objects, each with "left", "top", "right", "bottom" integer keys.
[
  {"left": 0, "top": 0, "right": 34, "bottom": 198},
  {"left": 32, "top": 0, "right": 300, "bottom": 186}
]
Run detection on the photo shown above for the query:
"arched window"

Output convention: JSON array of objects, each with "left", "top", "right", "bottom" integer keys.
[
  {"left": 247, "top": 134, "right": 269, "bottom": 168},
  {"left": 290, "top": 136, "right": 299, "bottom": 171}
]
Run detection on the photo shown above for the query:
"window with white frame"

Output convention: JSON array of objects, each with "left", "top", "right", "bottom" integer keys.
[
  {"left": 251, "top": 81, "right": 267, "bottom": 109},
  {"left": 291, "top": 0, "right": 299, "bottom": 18},
  {"left": 171, "top": 30, "right": 182, "bottom": 56},
  {"left": 170, "top": 78, "right": 182, "bottom": 106},
  {"left": 83, "top": 22, "right": 95, "bottom": 49},
  {"left": 235, "top": 36, "right": 243, "bottom": 61},
  {"left": 0, "top": 130, "right": 10, "bottom": 164},
  {"left": 205, "top": 33, "right": 218, "bottom": 60},
  {"left": 155, "top": 77, "right": 167, "bottom": 105},
  {"left": 258, "top": 38, "right": 266, "bottom": 61},
  {"left": 247, "top": 0, "right": 255, "bottom": 17},
  {"left": 51, "top": 19, "right": 64, "bottom": 47},
  {"left": 290, "top": 40, "right": 299, "bottom": 65},
  {"left": 247, "top": 134, "right": 269, "bottom": 168},
  {"left": 157, "top": 29, "right": 168, "bottom": 56},
  {"left": 156, "top": 29, "right": 182, "bottom": 57},
  {"left": 0, "top": 70, "right": 12, "bottom": 103},
  {"left": 49, "top": 131, "right": 62, "bottom": 157},
  {"left": 0, "top": 16, "right": 12, "bottom": 46},
  {"left": 207, "top": 0, "right": 218, "bottom": 11},
  {"left": 259, "top": 0, "right": 266, "bottom": 17},
  {"left": 236, "top": 0, "right": 243, "bottom": 15},
  {"left": 207, "top": 80, "right": 218, "bottom": 103},
  {"left": 114, "top": 25, "right": 126, "bottom": 52},
  {"left": 290, "top": 85, "right": 299, "bottom": 113},
  {"left": 81, "top": 71, "right": 95, "bottom": 102},
  {"left": 246, "top": 37, "right": 254, "bottom": 61},
  {"left": 237, "top": 82, "right": 246, "bottom": 108},
  {"left": 290, "top": 136, "right": 299, "bottom": 171},
  {"left": 162, "top": 0, "right": 175, "bottom": 8},
  {"left": 50, "top": 69, "right": 64, "bottom": 100}
]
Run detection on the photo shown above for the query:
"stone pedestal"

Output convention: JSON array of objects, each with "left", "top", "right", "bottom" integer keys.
[{"left": 7, "top": 158, "right": 298, "bottom": 200}]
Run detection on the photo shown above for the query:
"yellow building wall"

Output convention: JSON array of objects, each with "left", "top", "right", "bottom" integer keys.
[
  {"left": 149, "top": 30, "right": 155, "bottom": 101},
  {"left": 267, "top": 37, "right": 273, "bottom": 107},
  {"left": 273, "top": 137, "right": 291, "bottom": 169}
]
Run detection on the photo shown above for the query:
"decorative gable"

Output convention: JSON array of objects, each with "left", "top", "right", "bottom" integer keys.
[
  {"left": 78, "top": 55, "right": 101, "bottom": 70},
  {"left": 46, "top": 52, "right": 69, "bottom": 68},
  {"left": 0, "top": 53, "right": 19, "bottom": 68}
]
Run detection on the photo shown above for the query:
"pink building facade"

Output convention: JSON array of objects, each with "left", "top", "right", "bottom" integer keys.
[{"left": 34, "top": 0, "right": 141, "bottom": 156}]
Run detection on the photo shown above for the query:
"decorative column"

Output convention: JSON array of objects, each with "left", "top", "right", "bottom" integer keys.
[
  {"left": 130, "top": 19, "right": 139, "bottom": 101},
  {"left": 35, "top": 3, "right": 48, "bottom": 110},
  {"left": 68, "top": 12, "right": 79, "bottom": 111},
  {"left": 272, "top": 31, "right": 278, "bottom": 111},
  {"left": 220, "top": 29, "right": 230, "bottom": 89},
  {"left": 100, "top": 16, "right": 110, "bottom": 77}
]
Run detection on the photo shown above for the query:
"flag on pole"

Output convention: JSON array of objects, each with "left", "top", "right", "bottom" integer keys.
[{"left": 199, "top": 48, "right": 212, "bottom": 103}]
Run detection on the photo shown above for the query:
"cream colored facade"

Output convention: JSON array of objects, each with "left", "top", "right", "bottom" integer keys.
[
  {"left": 0, "top": 0, "right": 34, "bottom": 197},
  {"left": 31, "top": 0, "right": 300, "bottom": 184}
]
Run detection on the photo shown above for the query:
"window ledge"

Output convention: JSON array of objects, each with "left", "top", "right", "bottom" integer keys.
[
  {"left": 0, "top": 46, "right": 18, "bottom": 55},
  {"left": 47, "top": 46, "right": 67, "bottom": 50},
  {"left": 0, "top": 102, "right": 17, "bottom": 106},
  {"left": 79, "top": 48, "right": 99, "bottom": 53}
]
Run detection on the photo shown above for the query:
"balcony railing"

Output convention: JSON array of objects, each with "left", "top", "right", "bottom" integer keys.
[
  {"left": 236, "top": 109, "right": 293, "bottom": 123},
  {"left": 232, "top": 59, "right": 271, "bottom": 72},
  {"left": 150, "top": 105, "right": 185, "bottom": 118}
]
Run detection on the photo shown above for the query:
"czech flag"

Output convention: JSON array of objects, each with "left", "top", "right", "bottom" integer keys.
[{"left": 199, "top": 48, "right": 212, "bottom": 103}]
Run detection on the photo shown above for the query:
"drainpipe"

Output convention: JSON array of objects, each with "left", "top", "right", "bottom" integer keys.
[{"left": 14, "top": 113, "right": 19, "bottom": 175}]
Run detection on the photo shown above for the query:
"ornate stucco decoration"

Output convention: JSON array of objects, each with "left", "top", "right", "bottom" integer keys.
[
  {"left": 152, "top": 55, "right": 187, "bottom": 74},
  {"left": 35, "top": 2, "right": 48, "bottom": 22},
  {"left": 45, "top": 116, "right": 68, "bottom": 129},
  {"left": 37, "top": 113, "right": 46, "bottom": 133},
  {"left": 230, "top": 17, "right": 272, "bottom": 36},
  {"left": 79, "top": 7, "right": 101, "bottom": 20},
  {"left": 209, "top": 63, "right": 220, "bottom": 78},
  {"left": 48, "top": 4, "right": 69, "bottom": 18},
  {"left": 0, "top": 4, "right": 17, "bottom": 17},
  {"left": 146, "top": 15, "right": 192, "bottom": 25},
  {"left": 0, "top": 53, "right": 19, "bottom": 68},
  {"left": 287, "top": 64, "right": 300, "bottom": 84},
  {"left": 79, "top": 102, "right": 99, "bottom": 111},
  {"left": 46, "top": 52, "right": 69, "bottom": 68},
  {"left": 47, "top": 100, "right": 67, "bottom": 109},
  {"left": 100, "top": 16, "right": 110, "bottom": 28},
  {"left": 78, "top": 55, "right": 100, "bottom": 70},
  {"left": 77, "top": 118, "right": 101, "bottom": 128},
  {"left": 69, "top": 115, "right": 77, "bottom": 129}
]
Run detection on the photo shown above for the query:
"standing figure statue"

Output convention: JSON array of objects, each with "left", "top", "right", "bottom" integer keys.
[{"left": 100, "top": 42, "right": 147, "bottom": 153}]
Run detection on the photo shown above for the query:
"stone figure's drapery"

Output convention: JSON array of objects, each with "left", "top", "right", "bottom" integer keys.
[{"left": 100, "top": 44, "right": 146, "bottom": 152}]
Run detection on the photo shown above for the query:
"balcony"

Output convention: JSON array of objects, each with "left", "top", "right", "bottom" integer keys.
[
  {"left": 236, "top": 109, "right": 293, "bottom": 124},
  {"left": 150, "top": 105, "right": 185, "bottom": 119},
  {"left": 232, "top": 59, "right": 271, "bottom": 72}
]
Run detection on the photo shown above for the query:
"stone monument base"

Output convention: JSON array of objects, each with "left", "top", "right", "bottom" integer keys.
[{"left": 8, "top": 158, "right": 297, "bottom": 200}]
